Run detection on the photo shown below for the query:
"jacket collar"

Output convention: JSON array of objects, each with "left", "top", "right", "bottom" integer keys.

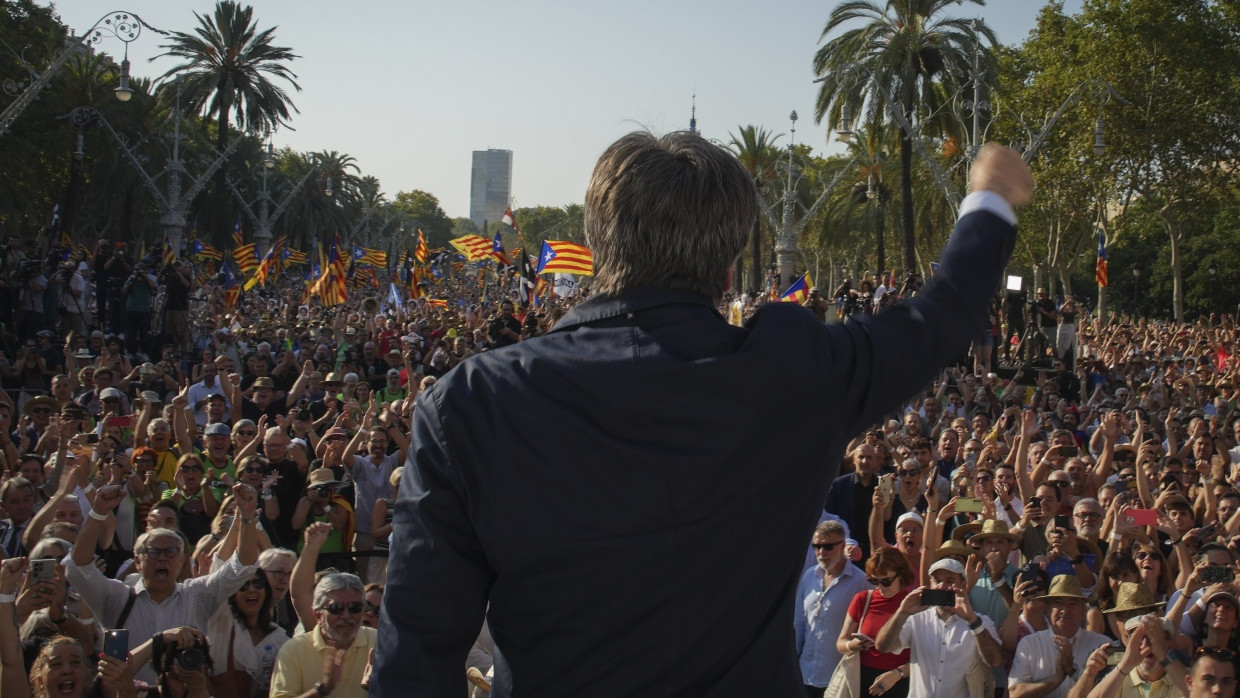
[{"left": 549, "top": 287, "right": 721, "bottom": 333}]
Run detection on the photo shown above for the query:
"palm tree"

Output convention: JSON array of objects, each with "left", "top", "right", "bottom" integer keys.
[
  {"left": 842, "top": 124, "right": 897, "bottom": 278},
  {"left": 812, "top": 0, "right": 994, "bottom": 273},
  {"left": 155, "top": 1, "right": 300, "bottom": 245},
  {"left": 729, "top": 125, "right": 783, "bottom": 294}
]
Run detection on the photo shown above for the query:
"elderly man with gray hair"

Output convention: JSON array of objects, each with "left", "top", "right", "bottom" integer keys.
[
  {"left": 270, "top": 571, "right": 376, "bottom": 698},
  {"left": 64, "top": 480, "right": 261, "bottom": 682}
]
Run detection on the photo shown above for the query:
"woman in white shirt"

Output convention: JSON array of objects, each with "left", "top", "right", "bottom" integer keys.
[{"left": 207, "top": 569, "right": 290, "bottom": 697}]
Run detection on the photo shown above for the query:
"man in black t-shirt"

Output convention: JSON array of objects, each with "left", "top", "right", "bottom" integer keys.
[
  {"left": 487, "top": 300, "right": 521, "bottom": 349},
  {"left": 161, "top": 261, "right": 193, "bottom": 353},
  {"left": 1032, "top": 288, "right": 1057, "bottom": 360}
]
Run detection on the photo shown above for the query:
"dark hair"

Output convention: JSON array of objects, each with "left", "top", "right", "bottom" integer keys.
[
  {"left": 228, "top": 569, "right": 277, "bottom": 633},
  {"left": 1095, "top": 552, "right": 1140, "bottom": 610}
]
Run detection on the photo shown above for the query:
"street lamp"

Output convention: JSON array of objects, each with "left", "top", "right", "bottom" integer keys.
[
  {"left": 777, "top": 110, "right": 799, "bottom": 289},
  {"left": 1132, "top": 265, "right": 1141, "bottom": 314},
  {"left": 113, "top": 45, "right": 133, "bottom": 102},
  {"left": 1, "top": 11, "right": 165, "bottom": 137},
  {"left": 227, "top": 137, "right": 318, "bottom": 256},
  {"left": 325, "top": 177, "right": 334, "bottom": 198},
  {"left": 1093, "top": 116, "right": 1106, "bottom": 157},
  {"left": 836, "top": 104, "right": 852, "bottom": 143}
]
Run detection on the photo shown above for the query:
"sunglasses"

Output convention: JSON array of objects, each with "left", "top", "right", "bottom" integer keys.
[
  {"left": 181, "top": 465, "right": 204, "bottom": 472},
  {"left": 812, "top": 541, "right": 843, "bottom": 551},
  {"left": 135, "top": 457, "right": 156, "bottom": 464},
  {"left": 364, "top": 602, "right": 380, "bottom": 615},
  {"left": 322, "top": 601, "right": 365, "bottom": 616},
  {"left": 239, "top": 577, "right": 268, "bottom": 592},
  {"left": 866, "top": 575, "right": 897, "bottom": 586},
  {"left": 897, "top": 470, "right": 920, "bottom": 477},
  {"left": 1114, "top": 455, "right": 1136, "bottom": 462},
  {"left": 1197, "top": 647, "right": 1238, "bottom": 660},
  {"left": 31, "top": 408, "right": 51, "bottom": 415},
  {"left": 1135, "top": 551, "right": 1159, "bottom": 561},
  {"left": 1075, "top": 512, "right": 1103, "bottom": 521},
  {"left": 243, "top": 466, "right": 267, "bottom": 474},
  {"left": 975, "top": 475, "right": 993, "bottom": 483},
  {"left": 236, "top": 430, "right": 257, "bottom": 436}
]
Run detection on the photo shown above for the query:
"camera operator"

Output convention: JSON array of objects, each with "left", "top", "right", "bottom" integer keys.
[
  {"left": 123, "top": 262, "right": 158, "bottom": 354},
  {"left": 0, "top": 234, "right": 27, "bottom": 330},
  {"left": 161, "top": 260, "right": 193, "bottom": 356},
  {"left": 802, "top": 287, "right": 831, "bottom": 323},
  {"left": 17, "top": 259, "right": 47, "bottom": 338},
  {"left": 102, "top": 242, "right": 133, "bottom": 336},
  {"left": 898, "top": 273, "right": 922, "bottom": 300},
  {"left": 97, "top": 625, "right": 215, "bottom": 698},
  {"left": 57, "top": 261, "right": 89, "bottom": 336}
]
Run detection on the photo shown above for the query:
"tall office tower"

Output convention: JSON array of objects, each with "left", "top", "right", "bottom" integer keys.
[{"left": 470, "top": 149, "right": 513, "bottom": 230}]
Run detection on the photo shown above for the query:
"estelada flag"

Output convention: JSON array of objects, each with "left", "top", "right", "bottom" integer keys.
[{"left": 535, "top": 240, "right": 592, "bottom": 275}]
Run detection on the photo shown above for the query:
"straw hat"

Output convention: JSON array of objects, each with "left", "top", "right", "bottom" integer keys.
[
  {"left": 971, "top": 520, "right": 1019, "bottom": 544},
  {"left": 22, "top": 395, "right": 57, "bottom": 416},
  {"left": 1102, "top": 581, "right": 1166, "bottom": 615},
  {"left": 1038, "top": 574, "right": 1089, "bottom": 601},
  {"left": 930, "top": 539, "right": 972, "bottom": 563}
]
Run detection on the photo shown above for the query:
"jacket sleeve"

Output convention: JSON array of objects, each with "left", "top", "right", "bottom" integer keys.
[{"left": 372, "top": 388, "right": 490, "bottom": 697}]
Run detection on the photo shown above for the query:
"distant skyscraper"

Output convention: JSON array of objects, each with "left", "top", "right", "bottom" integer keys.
[{"left": 470, "top": 149, "right": 513, "bottom": 230}]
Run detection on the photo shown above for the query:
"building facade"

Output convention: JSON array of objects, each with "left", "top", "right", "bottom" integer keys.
[{"left": 469, "top": 149, "right": 513, "bottom": 230}]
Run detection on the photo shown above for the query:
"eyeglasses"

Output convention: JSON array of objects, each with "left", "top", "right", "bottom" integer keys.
[
  {"left": 180, "top": 465, "right": 203, "bottom": 472},
  {"left": 236, "top": 430, "right": 257, "bottom": 436},
  {"left": 1135, "top": 551, "right": 1159, "bottom": 561},
  {"left": 243, "top": 466, "right": 267, "bottom": 474},
  {"left": 239, "top": 577, "right": 268, "bottom": 591},
  {"left": 31, "top": 408, "right": 51, "bottom": 415},
  {"left": 811, "top": 541, "right": 843, "bottom": 551},
  {"left": 364, "top": 602, "right": 380, "bottom": 615},
  {"left": 897, "top": 470, "right": 920, "bottom": 477},
  {"left": 321, "top": 601, "right": 365, "bottom": 616},
  {"left": 975, "top": 475, "right": 993, "bottom": 483},
  {"left": 1075, "top": 512, "right": 1103, "bottom": 521},
  {"left": 141, "top": 547, "right": 181, "bottom": 559},
  {"left": 262, "top": 569, "right": 291, "bottom": 580},
  {"left": 866, "top": 575, "right": 897, "bottom": 586},
  {"left": 135, "top": 457, "right": 156, "bottom": 464},
  {"left": 1049, "top": 481, "right": 1070, "bottom": 488}
]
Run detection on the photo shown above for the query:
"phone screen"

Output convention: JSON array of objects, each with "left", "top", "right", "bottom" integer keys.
[
  {"left": 103, "top": 629, "right": 129, "bottom": 660},
  {"left": 921, "top": 588, "right": 955, "bottom": 606}
]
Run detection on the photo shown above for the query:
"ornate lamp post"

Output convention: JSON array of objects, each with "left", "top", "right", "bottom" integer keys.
[
  {"left": 1, "top": 11, "right": 164, "bottom": 137},
  {"left": 227, "top": 136, "right": 318, "bottom": 256},
  {"left": 64, "top": 86, "right": 245, "bottom": 258}
]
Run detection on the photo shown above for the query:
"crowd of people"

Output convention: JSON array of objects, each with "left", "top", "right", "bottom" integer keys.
[
  {"left": 0, "top": 211, "right": 1237, "bottom": 695},
  {"left": 0, "top": 239, "right": 587, "bottom": 698}
]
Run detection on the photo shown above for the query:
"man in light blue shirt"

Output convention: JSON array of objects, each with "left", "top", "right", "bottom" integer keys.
[{"left": 795, "top": 519, "right": 873, "bottom": 693}]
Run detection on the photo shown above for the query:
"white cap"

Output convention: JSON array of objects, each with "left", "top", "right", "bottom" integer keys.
[
  {"left": 895, "top": 512, "right": 924, "bottom": 530},
  {"left": 928, "top": 558, "right": 966, "bottom": 577}
]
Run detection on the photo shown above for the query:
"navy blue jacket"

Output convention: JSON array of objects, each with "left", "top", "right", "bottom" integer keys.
[{"left": 375, "top": 206, "right": 1016, "bottom": 697}]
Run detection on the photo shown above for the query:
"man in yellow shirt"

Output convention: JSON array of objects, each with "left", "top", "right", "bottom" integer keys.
[{"left": 271, "top": 573, "right": 376, "bottom": 698}]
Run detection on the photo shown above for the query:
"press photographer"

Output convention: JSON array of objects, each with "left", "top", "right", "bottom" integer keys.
[{"left": 159, "top": 261, "right": 193, "bottom": 356}]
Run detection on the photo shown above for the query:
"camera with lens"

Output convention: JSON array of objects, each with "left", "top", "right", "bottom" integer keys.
[
  {"left": 159, "top": 635, "right": 211, "bottom": 674},
  {"left": 14, "top": 258, "right": 41, "bottom": 283}
]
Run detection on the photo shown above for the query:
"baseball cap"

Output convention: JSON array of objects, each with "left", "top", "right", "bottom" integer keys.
[
  {"left": 99, "top": 387, "right": 125, "bottom": 400},
  {"left": 204, "top": 422, "right": 231, "bottom": 436},
  {"left": 928, "top": 558, "right": 966, "bottom": 578}
]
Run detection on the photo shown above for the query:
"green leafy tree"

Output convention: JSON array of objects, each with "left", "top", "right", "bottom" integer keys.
[
  {"left": 812, "top": 0, "right": 996, "bottom": 273},
  {"left": 1072, "top": 0, "right": 1240, "bottom": 321},
  {"left": 391, "top": 190, "right": 452, "bottom": 250}
]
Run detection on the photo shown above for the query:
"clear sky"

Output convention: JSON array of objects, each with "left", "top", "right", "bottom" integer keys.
[{"left": 45, "top": 0, "right": 1083, "bottom": 219}]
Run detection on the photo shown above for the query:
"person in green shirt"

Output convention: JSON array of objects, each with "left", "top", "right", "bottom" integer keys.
[{"left": 375, "top": 368, "right": 407, "bottom": 405}]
